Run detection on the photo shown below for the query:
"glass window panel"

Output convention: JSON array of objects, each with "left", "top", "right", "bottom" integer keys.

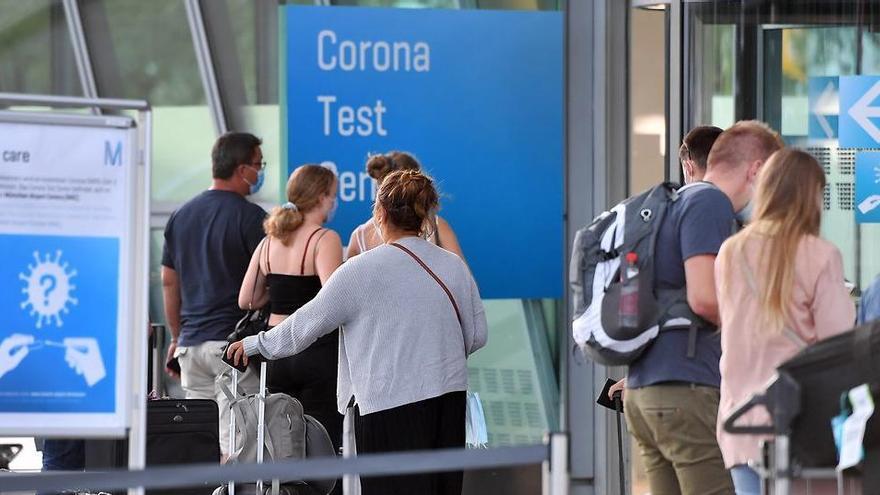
[
  {"left": 150, "top": 106, "right": 218, "bottom": 203},
  {"left": 694, "top": 23, "right": 735, "bottom": 129},
  {"left": 630, "top": 7, "right": 666, "bottom": 193},
  {"left": 149, "top": 104, "right": 281, "bottom": 205},
  {"left": 224, "top": 0, "right": 259, "bottom": 105},
  {"left": 84, "top": 0, "right": 204, "bottom": 105},
  {"left": 467, "top": 300, "right": 558, "bottom": 447},
  {"left": 0, "top": 0, "right": 80, "bottom": 96}
]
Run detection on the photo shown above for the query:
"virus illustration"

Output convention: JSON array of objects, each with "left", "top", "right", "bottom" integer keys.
[{"left": 19, "top": 250, "right": 78, "bottom": 328}]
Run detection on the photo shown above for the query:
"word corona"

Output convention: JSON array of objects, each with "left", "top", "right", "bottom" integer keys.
[{"left": 317, "top": 30, "right": 431, "bottom": 73}]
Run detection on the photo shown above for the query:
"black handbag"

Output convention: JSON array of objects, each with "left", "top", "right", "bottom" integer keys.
[
  {"left": 227, "top": 306, "right": 270, "bottom": 342},
  {"left": 227, "top": 239, "right": 271, "bottom": 343}
]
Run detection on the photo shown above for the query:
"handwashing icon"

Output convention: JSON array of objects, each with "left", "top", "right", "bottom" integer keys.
[
  {"left": 0, "top": 334, "right": 106, "bottom": 386},
  {"left": 858, "top": 194, "right": 880, "bottom": 215}
]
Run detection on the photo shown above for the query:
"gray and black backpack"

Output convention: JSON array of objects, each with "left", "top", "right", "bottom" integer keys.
[{"left": 570, "top": 182, "right": 712, "bottom": 366}]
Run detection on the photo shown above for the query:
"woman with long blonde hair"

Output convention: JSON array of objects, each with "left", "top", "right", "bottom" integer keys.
[
  {"left": 715, "top": 148, "right": 855, "bottom": 494},
  {"left": 238, "top": 164, "right": 344, "bottom": 474}
]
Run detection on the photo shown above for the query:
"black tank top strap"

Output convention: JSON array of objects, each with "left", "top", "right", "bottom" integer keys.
[
  {"left": 301, "top": 228, "right": 325, "bottom": 275},
  {"left": 264, "top": 236, "right": 272, "bottom": 274}
]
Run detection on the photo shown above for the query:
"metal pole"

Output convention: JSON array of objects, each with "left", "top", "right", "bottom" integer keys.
[
  {"left": 614, "top": 397, "right": 625, "bottom": 494},
  {"left": 551, "top": 433, "right": 569, "bottom": 495},
  {"left": 61, "top": 0, "right": 100, "bottom": 114},
  {"left": 127, "top": 105, "right": 152, "bottom": 495},
  {"left": 184, "top": 0, "right": 228, "bottom": 136},
  {"left": 256, "top": 362, "right": 267, "bottom": 494},
  {"left": 774, "top": 435, "right": 791, "bottom": 495},
  {"left": 229, "top": 368, "right": 238, "bottom": 495},
  {"left": 0, "top": 92, "right": 148, "bottom": 110}
]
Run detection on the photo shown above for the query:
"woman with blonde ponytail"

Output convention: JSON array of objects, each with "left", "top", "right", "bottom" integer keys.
[
  {"left": 715, "top": 148, "right": 855, "bottom": 494},
  {"left": 238, "top": 164, "right": 344, "bottom": 471}
]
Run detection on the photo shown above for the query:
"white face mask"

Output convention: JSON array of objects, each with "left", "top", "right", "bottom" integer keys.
[
  {"left": 681, "top": 161, "right": 693, "bottom": 185},
  {"left": 736, "top": 181, "right": 757, "bottom": 224},
  {"left": 735, "top": 201, "right": 754, "bottom": 224},
  {"left": 325, "top": 196, "right": 338, "bottom": 223}
]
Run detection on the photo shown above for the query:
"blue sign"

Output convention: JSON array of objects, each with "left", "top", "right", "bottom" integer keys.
[
  {"left": 0, "top": 234, "right": 119, "bottom": 413},
  {"left": 856, "top": 152, "right": 880, "bottom": 224},
  {"left": 809, "top": 77, "right": 839, "bottom": 140},
  {"left": 283, "top": 6, "right": 563, "bottom": 299},
  {"left": 840, "top": 76, "right": 880, "bottom": 147}
]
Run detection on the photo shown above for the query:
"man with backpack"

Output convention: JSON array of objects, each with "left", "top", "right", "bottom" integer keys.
[
  {"left": 579, "top": 121, "right": 783, "bottom": 494},
  {"left": 630, "top": 121, "right": 783, "bottom": 494}
]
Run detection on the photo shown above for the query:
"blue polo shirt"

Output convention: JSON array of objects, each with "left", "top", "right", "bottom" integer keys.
[
  {"left": 162, "top": 190, "right": 266, "bottom": 346},
  {"left": 627, "top": 183, "right": 735, "bottom": 389}
]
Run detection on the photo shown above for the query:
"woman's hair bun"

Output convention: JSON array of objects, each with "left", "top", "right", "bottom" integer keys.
[
  {"left": 375, "top": 169, "right": 439, "bottom": 235},
  {"left": 366, "top": 151, "right": 422, "bottom": 184},
  {"left": 366, "top": 154, "right": 393, "bottom": 181}
]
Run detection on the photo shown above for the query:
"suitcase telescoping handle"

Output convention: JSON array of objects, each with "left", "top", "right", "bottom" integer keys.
[
  {"left": 227, "top": 361, "right": 279, "bottom": 495},
  {"left": 723, "top": 393, "right": 776, "bottom": 435},
  {"left": 612, "top": 391, "right": 625, "bottom": 493}
]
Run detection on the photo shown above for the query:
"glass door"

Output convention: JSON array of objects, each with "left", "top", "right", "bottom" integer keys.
[{"left": 684, "top": 0, "right": 880, "bottom": 295}]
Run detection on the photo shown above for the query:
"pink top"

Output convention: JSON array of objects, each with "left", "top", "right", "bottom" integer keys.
[{"left": 715, "top": 234, "right": 855, "bottom": 468}]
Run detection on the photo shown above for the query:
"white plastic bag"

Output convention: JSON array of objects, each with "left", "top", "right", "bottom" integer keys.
[{"left": 465, "top": 392, "right": 489, "bottom": 448}]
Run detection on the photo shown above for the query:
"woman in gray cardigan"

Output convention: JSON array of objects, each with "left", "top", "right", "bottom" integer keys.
[{"left": 227, "top": 169, "right": 488, "bottom": 495}]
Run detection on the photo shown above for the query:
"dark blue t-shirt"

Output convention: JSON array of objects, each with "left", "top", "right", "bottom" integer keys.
[
  {"left": 627, "top": 183, "right": 735, "bottom": 389},
  {"left": 162, "top": 190, "right": 266, "bottom": 346}
]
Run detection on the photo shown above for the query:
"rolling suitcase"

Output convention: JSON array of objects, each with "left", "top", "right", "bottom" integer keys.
[
  {"left": 215, "top": 362, "right": 335, "bottom": 495},
  {"left": 147, "top": 398, "right": 221, "bottom": 495}
]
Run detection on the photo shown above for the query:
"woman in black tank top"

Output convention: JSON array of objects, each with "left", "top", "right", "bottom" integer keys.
[{"left": 238, "top": 165, "right": 344, "bottom": 476}]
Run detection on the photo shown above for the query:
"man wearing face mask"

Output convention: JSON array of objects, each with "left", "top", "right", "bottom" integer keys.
[
  {"left": 617, "top": 121, "right": 783, "bottom": 495},
  {"left": 679, "top": 126, "right": 724, "bottom": 185},
  {"left": 161, "top": 132, "right": 267, "bottom": 459}
]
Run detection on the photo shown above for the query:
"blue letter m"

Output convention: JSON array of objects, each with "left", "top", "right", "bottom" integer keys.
[{"left": 104, "top": 141, "right": 122, "bottom": 166}]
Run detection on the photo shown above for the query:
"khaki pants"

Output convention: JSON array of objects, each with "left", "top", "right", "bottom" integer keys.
[
  {"left": 176, "top": 340, "right": 259, "bottom": 456},
  {"left": 624, "top": 385, "right": 734, "bottom": 495}
]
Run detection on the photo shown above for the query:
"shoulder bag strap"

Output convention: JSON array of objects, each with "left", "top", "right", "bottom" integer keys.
[
  {"left": 247, "top": 238, "right": 268, "bottom": 311},
  {"left": 739, "top": 248, "right": 808, "bottom": 350},
  {"left": 390, "top": 242, "right": 462, "bottom": 327}
]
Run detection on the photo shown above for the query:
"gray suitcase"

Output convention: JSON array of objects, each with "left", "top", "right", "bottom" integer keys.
[{"left": 215, "top": 361, "right": 336, "bottom": 495}]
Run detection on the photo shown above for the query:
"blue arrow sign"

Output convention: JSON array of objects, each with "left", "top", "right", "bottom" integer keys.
[
  {"left": 841, "top": 76, "right": 880, "bottom": 147},
  {"left": 809, "top": 77, "right": 838, "bottom": 140}
]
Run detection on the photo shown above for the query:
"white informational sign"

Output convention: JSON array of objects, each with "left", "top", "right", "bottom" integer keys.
[{"left": 0, "top": 113, "right": 142, "bottom": 437}]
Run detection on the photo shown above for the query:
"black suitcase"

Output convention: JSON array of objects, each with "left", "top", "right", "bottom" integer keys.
[
  {"left": 147, "top": 398, "right": 221, "bottom": 495},
  {"left": 777, "top": 321, "right": 880, "bottom": 468}
]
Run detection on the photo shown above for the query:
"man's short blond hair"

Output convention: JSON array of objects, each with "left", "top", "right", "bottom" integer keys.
[{"left": 707, "top": 120, "right": 784, "bottom": 171}]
